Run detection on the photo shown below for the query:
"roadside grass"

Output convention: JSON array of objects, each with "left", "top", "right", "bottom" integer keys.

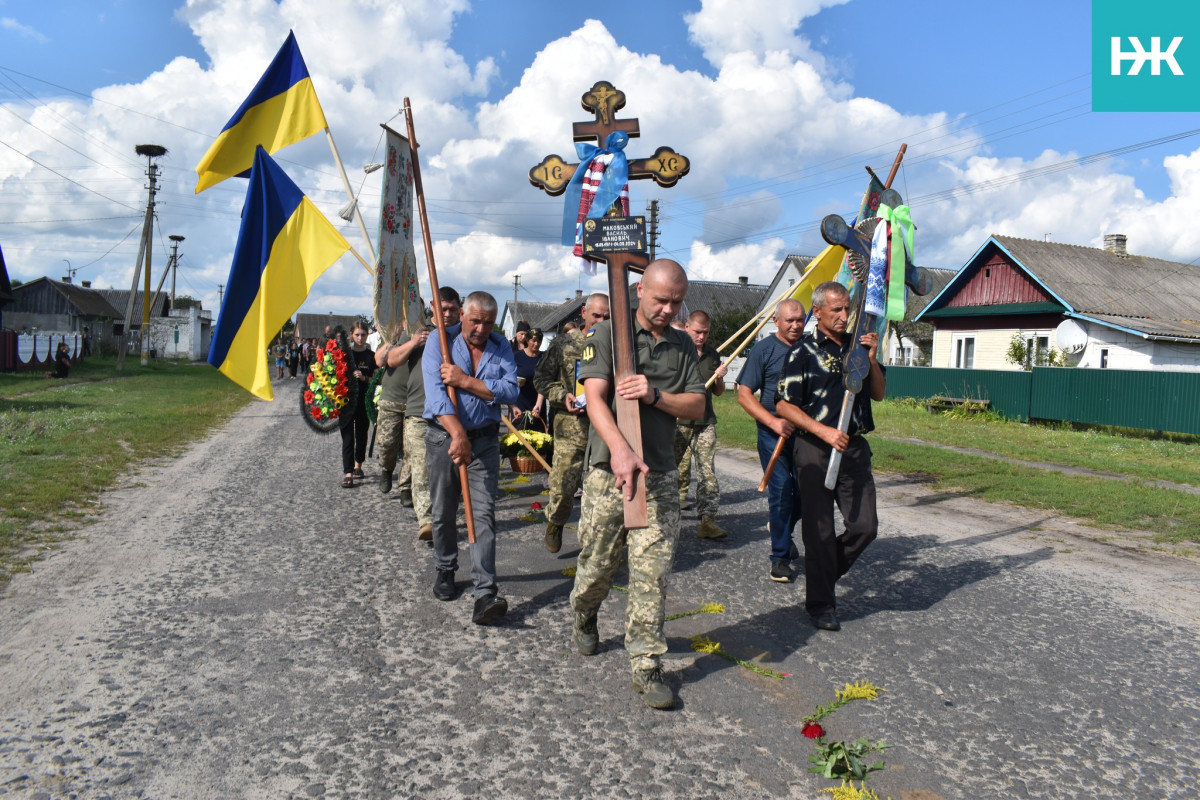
[
  {"left": 0, "top": 357, "right": 252, "bottom": 585},
  {"left": 713, "top": 393, "right": 1200, "bottom": 544},
  {"left": 875, "top": 397, "right": 1200, "bottom": 488}
]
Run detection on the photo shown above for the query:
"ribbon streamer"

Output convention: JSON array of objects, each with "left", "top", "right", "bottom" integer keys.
[
  {"left": 560, "top": 131, "right": 630, "bottom": 246},
  {"left": 876, "top": 203, "right": 914, "bottom": 321}
]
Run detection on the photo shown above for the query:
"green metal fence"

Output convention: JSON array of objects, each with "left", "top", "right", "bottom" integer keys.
[
  {"left": 886, "top": 366, "right": 1200, "bottom": 435},
  {"left": 885, "top": 367, "right": 1032, "bottom": 421}
]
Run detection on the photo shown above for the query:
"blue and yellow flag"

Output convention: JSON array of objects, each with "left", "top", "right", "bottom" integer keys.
[
  {"left": 194, "top": 31, "right": 327, "bottom": 193},
  {"left": 208, "top": 146, "right": 350, "bottom": 400}
]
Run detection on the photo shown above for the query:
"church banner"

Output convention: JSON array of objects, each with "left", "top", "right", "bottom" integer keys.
[{"left": 373, "top": 126, "right": 425, "bottom": 338}]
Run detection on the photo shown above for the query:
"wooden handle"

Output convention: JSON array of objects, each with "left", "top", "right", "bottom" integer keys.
[
  {"left": 757, "top": 435, "right": 787, "bottom": 493},
  {"left": 405, "top": 98, "right": 475, "bottom": 544},
  {"left": 605, "top": 253, "right": 649, "bottom": 528},
  {"left": 823, "top": 392, "right": 855, "bottom": 490}
]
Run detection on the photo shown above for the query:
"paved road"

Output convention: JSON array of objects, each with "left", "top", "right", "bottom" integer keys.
[{"left": 2, "top": 391, "right": 1199, "bottom": 799}]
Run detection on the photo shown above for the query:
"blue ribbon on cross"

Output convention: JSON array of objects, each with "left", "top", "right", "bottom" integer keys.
[{"left": 560, "top": 131, "right": 630, "bottom": 246}]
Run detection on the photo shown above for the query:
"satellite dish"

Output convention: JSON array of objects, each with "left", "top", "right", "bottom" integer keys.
[{"left": 1055, "top": 319, "right": 1088, "bottom": 354}]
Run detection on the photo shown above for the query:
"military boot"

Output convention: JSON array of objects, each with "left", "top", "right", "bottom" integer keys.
[
  {"left": 631, "top": 666, "right": 675, "bottom": 709},
  {"left": 573, "top": 611, "right": 598, "bottom": 655},
  {"left": 697, "top": 517, "right": 727, "bottom": 539},
  {"left": 545, "top": 522, "right": 564, "bottom": 553},
  {"left": 398, "top": 487, "right": 413, "bottom": 507}
]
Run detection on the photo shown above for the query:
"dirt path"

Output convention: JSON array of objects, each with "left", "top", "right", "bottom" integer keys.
[{"left": 2, "top": 394, "right": 1198, "bottom": 799}]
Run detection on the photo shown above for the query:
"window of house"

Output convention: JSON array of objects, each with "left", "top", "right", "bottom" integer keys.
[
  {"left": 1024, "top": 335, "right": 1050, "bottom": 367},
  {"left": 953, "top": 335, "right": 975, "bottom": 369},
  {"left": 902, "top": 345, "right": 913, "bottom": 365},
  {"left": 1100, "top": 348, "right": 1109, "bottom": 369}
]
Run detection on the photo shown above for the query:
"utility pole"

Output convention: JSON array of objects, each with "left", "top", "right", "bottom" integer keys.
[
  {"left": 117, "top": 144, "right": 167, "bottom": 371},
  {"left": 168, "top": 235, "right": 185, "bottom": 306},
  {"left": 217, "top": 284, "right": 224, "bottom": 308},
  {"left": 647, "top": 199, "right": 660, "bottom": 261},
  {"left": 513, "top": 274, "right": 520, "bottom": 309}
]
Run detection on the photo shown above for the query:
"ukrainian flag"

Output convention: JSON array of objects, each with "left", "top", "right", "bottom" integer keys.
[
  {"left": 194, "top": 31, "right": 327, "bottom": 194},
  {"left": 208, "top": 146, "right": 350, "bottom": 400}
]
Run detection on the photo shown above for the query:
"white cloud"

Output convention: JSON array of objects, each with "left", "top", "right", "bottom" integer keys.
[
  {"left": 1, "top": 17, "right": 47, "bottom": 42},
  {"left": 4, "top": 0, "right": 1200, "bottom": 336}
]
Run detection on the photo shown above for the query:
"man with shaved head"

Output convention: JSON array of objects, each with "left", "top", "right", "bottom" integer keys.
[
  {"left": 736, "top": 298, "right": 807, "bottom": 582},
  {"left": 533, "top": 292, "right": 611, "bottom": 553},
  {"left": 568, "top": 260, "right": 705, "bottom": 710}
]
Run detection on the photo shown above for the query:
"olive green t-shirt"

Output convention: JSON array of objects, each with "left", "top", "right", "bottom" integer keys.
[
  {"left": 579, "top": 318, "right": 704, "bottom": 472},
  {"left": 377, "top": 331, "right": 411, "bottom": 406}
]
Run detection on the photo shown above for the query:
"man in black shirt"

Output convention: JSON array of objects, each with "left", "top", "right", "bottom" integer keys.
[{"left": 775, "top": 281, "right": 885, "bottom": 632}]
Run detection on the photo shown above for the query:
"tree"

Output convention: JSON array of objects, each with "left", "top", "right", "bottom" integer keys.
[
  {"left": 172, "top": 294, "right": 200, "bottom": 310},
  {"left": 707, "top": 299, "right": 760, "bottom": 358}
]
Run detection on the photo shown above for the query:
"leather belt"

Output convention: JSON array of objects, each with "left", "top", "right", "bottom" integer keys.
[{"left": 431, "top": 422, "right": 499, "bottom": 440}]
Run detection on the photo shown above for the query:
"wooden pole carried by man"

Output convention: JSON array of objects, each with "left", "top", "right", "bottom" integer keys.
[{"left": 404, "top": 98, "right": 476, "bottom": 544}]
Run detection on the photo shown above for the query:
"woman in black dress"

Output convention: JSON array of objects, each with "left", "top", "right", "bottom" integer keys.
[
  {"left": 511, "top": 328, "right": 545, "bottom": 420},
  {"left": 340, "top": 322, "right": 376, "bottom": 487}
]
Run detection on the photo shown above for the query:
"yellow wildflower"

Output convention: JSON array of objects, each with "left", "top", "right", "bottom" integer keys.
[
  {"left": 700, "top": 602, "right": 726, "bottom": 614},
  {"left": 820, "top": 780, "right": 882, "bottom": 800},
  {"left": 561, "top": 566, "right": 577, "bottom": 578},
  {"left": 836, "top": 680, "right": 884, "bottom": 702},
  {"left": 690, "top": 634, "right": 722, "bottom": 654}
]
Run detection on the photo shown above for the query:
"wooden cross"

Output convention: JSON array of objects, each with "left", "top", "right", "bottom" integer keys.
[
  {"left": 528, "top": 81, "right": 690, "bottom": 528},
  {"left": 528, "top": 81, "right": 690, "bottom": 196}
]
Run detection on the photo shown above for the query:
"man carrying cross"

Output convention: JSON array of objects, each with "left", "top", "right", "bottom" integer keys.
[{"left": 568, "top": 260, "right": 705, "bottom": 709}]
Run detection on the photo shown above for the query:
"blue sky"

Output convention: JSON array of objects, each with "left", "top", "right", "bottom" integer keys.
[{"left": 3, "top": 0, "right": 1199, "bottom": 320}]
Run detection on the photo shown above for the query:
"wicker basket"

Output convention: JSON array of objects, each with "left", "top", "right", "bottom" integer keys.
[{"left": 510, "top": 454, "right": 543, "bottom": 474}]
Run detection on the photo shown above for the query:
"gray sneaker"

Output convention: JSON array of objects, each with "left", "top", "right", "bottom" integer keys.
[
  {"left": 573, "top": 611, "right": 598, "bottom": 655},
  {"left": 631, "top": 667, "right": 675, "bottom": 709},
  {"left": 770, "top": 560, "right": 792, "bottom": 583}
]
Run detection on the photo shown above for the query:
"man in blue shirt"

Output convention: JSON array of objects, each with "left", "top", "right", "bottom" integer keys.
[
  {"left": 423, "top": 291, "right": 519, "bottom": 625},
  {"left": 736, "top": 298, "right": 806, "bottom": 582}
]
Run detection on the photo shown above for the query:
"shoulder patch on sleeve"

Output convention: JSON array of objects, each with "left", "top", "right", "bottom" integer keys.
[{"left": 582, "top": 343, "right": 596, "bottom": 362}]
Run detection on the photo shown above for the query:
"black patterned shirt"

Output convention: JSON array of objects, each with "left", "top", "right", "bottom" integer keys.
[{"left": 776, "top": 328, "right": 883, "bottom": 437}]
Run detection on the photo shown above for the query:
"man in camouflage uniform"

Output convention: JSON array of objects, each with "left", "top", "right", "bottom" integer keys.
[
  {"left": 375, "top": 325, "right": 430, "bottom": 499},
  {"left": 533, "top": 292, "right": 610, "bottom": 553},
  {"left": 569, "top": 260, "right": 704, "bottom": 710},
  {"left": 674, "top": 310, "right": 729, "bottom": 539}
]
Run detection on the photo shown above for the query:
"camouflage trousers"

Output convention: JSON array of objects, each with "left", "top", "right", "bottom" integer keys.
[
  {"left": 546, "top": 411, "right": 588, "bottom": 526},
  {"left": 399, "top": 416, "right": 432, "bottom": 528},
  {"left": 569, "top": 468, "right": 681, "bottom": 673},
  {"left": 375, "top": 400, "right": 406, "bottom": 473},
  {"left": 674, "top": 422, "right": 720, "bottom": 519}
]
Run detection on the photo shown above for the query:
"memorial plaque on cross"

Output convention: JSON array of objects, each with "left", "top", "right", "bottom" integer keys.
[{"left": 529, "top": 82, "right": 690, "bottom": 528}]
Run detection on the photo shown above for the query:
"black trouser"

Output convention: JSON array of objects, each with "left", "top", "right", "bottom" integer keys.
[
  {"left": 340, "top": 401, "right": 370, "bottom": 473},
  {"left": 792, "top": 433, "right": 878, "bottom": 615}
]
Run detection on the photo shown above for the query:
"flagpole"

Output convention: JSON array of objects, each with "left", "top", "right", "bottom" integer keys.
[
  {"left": 346, "top": 246, "right": 374, "bottom": 274},
  {"left": 404, "top": 97, "right": 477, "bottom": 545},
  {"left": 324, "top": 127, "right": 378, "bottom": 266},
  {"left": 704, "top": 254, "right": 831, "bottom": 390}
]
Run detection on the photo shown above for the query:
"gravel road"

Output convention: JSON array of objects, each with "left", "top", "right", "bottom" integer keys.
[{"left": 2, "top": 390, "right": 1199, "bottom": 799}]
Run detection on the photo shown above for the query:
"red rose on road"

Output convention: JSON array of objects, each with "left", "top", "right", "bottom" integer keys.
[{"left": 802, "top": 721, "right": 824, "bottom": 739}]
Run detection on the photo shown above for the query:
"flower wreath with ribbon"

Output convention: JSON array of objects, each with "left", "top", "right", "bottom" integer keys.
[{"left": 299, "top": 338, "right": 357, "bottom": 434}]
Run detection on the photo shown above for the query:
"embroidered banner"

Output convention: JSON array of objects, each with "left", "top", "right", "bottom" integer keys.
[{"left": 374, "top": 126, "right": 425, "bottom": 338}]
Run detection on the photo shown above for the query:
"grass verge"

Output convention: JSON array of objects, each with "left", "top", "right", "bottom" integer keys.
[
  {"left": 1, "top": 357, "right": 252, "bottom": 586},
  {"left": 713, "top": 393, "right": 1200, "bottom": 544}
]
